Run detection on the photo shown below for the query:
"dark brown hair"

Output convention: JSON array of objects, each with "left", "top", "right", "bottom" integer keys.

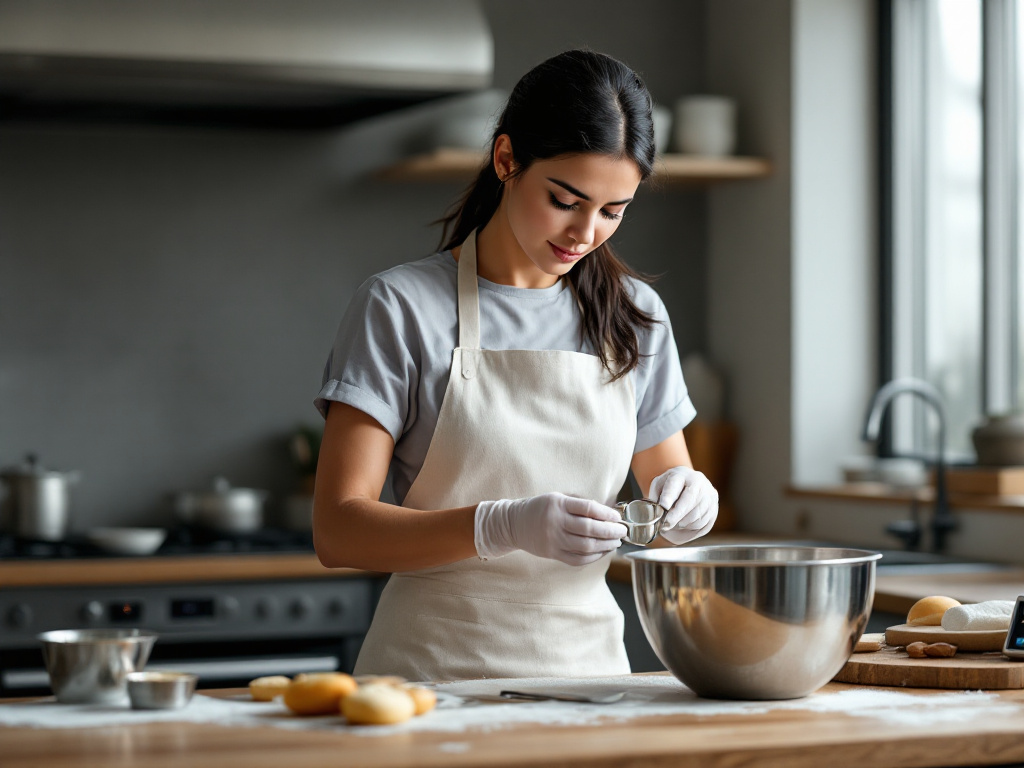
[{"left": 437, "top": 49, "right": 658, "bottom": 379}]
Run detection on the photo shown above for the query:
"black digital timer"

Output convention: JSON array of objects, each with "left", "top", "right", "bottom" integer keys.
[{"left": 1003, "top": 595, "right": 1024, "bottom": 660}]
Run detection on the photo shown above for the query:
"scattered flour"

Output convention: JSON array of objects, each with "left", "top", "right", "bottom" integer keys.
[
  {"left": 1, "top": 675, "right": 1019, "bottom": 735},
  {"left": 436, "top": 741, "right": 472, "bottom": 753}
]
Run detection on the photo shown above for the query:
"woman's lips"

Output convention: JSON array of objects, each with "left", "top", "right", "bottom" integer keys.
[{"left": 549, "top": 242, "right": 584, "bottom": 263}]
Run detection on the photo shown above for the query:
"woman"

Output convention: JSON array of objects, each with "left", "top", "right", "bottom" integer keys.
[{"left": 313, "top": 50, "right": 718, "bottom": 682}]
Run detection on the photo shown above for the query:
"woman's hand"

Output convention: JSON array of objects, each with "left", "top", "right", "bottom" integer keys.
[
  {"left": 475, "top": 492, "right": 626, "bottom": 566},
  {"left": 648, "top": 466, "right": 718, "bottom": 545}
]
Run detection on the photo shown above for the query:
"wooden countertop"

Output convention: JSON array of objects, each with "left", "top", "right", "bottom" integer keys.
[
  {"left": 872, "top": 569, "right": 1024, "bottom": 614},
  {"left": 5, "top": 681, "right": 1024, "bottom": 768},
  {"left": 0, "top": 552, "right": 373, "bottom": 587}
]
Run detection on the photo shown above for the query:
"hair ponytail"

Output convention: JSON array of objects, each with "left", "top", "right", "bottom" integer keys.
[{"left": 437, "top": 49, "right": 659, "bottom": 380}]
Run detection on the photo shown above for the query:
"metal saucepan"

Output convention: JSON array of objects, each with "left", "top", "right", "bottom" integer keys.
[
  {"left": 0, "top": 453, "right": 80, "bottom": 541},
  {"left": 170, "top": 476, "right": 268, "bottom": 533}
]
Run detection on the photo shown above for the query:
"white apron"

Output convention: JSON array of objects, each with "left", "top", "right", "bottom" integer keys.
[{"left": 353, "top": 230, "right": 637, "bottom": 681}]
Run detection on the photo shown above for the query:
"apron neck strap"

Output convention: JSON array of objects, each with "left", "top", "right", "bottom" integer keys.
[{"left": 457, "top": 229, "right": 482, "bottom": 351}]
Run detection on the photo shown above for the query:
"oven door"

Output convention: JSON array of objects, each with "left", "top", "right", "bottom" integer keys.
[
  {"left": 2, "top": 636, "right": 364, "bottom": 697},
  {"left": 0, "top": 578, "right": 376, "bottom": 697}
]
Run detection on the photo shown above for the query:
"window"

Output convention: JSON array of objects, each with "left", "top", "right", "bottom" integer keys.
[{"left": 886, "top": 0, "right": 1020, "bottom": 460}]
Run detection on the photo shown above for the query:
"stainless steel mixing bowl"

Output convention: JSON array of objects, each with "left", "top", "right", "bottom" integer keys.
[
  {"left": 38, "top": 628, "right": 159, "bottom": 703},
  {"left": 629, "top": 545, "right": 881, "bottom": 700}
]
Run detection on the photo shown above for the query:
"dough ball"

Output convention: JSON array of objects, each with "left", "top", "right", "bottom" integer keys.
[
  {"left": 283, "top": 672, "right": 358, "bottom": 716},
  {"left": 342, "top": 683, "right": 416, "bottom": 725},
  {"left": 248, "top": 675, "right": 291, "bottom": 702},
  {"left": 402, "top": 684, "right": 438, "bottom": 716},
  {"left": 907, "top": 595, "right": 961, "bottom": 626}
]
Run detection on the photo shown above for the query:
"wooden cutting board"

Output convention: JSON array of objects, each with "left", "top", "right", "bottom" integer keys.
[
  {"left": 834, "top": 646, "right": 1024, "bottom": 689},
  {"left": 885, "top": 623, "right": 1007, "bottom": 652},
  {"left": 946, "top": 465, "right": 1024, "bottom": 495}
]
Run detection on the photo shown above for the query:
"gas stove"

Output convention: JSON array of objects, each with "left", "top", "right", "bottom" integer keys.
[{"left": 0, "top": 527, "right": 381, "bottom": 697}]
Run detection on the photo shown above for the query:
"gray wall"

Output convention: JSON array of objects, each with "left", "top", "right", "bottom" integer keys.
[{"left": 0, "top": 0, "right": 709, "bottom": 532}]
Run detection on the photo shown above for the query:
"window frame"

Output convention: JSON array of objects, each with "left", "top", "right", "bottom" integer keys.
[{"left": 880, "top": 0, "right": 1022, "bottom": 459}]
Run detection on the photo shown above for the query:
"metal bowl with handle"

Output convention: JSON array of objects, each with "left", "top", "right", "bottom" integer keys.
[{"left": 628, "top": 545, "right": 881, "bottom": 700}]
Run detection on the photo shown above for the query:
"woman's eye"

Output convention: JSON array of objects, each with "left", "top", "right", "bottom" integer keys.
[
  {"left": 548, "top": 192, "right": 577, "bottom": 211},
  {"left": 601, "top": 209, "right": 623, "bottom": 221}
]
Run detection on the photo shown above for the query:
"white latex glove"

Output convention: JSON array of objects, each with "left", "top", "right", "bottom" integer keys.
[
  {"left": 649, "top": 466, "right": 719, "bottom": 545},
  {"left": 475, "top": 492, "right": 626, "bottom": 566}
]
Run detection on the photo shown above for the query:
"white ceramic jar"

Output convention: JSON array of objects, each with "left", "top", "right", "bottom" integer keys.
[{"left": 672, "top": 95, "right": 737, "bottom": 156}]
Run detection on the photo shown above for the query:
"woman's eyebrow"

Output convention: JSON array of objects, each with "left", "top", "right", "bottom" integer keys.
[{"left": 547, "top": 177, "right": 633, "bottom": 206}]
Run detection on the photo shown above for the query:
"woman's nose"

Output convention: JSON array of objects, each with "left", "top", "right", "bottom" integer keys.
[{"left": 569, "top": 213, "right": 596, "bottom": 246}]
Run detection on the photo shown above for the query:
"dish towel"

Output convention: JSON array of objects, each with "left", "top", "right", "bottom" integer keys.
[{"left": 940, "top": 601, "right": 1014, "bottom": 631}]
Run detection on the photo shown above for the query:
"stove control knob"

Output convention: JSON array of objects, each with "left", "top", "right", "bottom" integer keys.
[
  {"left": 81, "top": 601, "right": 104, "bottom": 625},
  {"left": 289, "top": 596, "right": 315, "bottom": 620},
  {"left": 254, "top": 597, "right": 278, "bottom": 620},
  {"left": 7, "top": 603, "right": 33, "bottom": 629},
  {"left": 327, "top": 599, "right": 346, "bottom": 618},
  {"left": 220, "top": 596, "right": 240, "bottom": 619}
]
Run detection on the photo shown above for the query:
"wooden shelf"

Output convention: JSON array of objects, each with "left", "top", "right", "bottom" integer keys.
[
  {"left": 786, "top": 483, "right": 1024, "bottom": 514},
  {"left": 376, "top": 147, "right": 772, "bottom": 183}
]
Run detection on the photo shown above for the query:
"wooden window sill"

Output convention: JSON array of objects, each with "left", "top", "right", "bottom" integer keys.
[{"left": 786, "top": 484, "right": 1024, "bottom": 514}]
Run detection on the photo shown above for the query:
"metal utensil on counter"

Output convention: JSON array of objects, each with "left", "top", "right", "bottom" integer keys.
[
  {"left": 499, "top": 689, "right": 626, "bottom": 704},
  {"left": 38, "top": 628, "right": 158, "bottom": 704},
  {"left": 629, "top": 545, "right": 881, "bottom": 700},
  {"left": 615, "top": 498, "right": 664, "bottom": 546},
  {"left": 0, "top": 453, "right": 80, "bottom": 541}
]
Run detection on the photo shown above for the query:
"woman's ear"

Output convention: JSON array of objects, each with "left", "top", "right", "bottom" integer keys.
[{"left": 492, "top": 134, "right": 516, "bottom": 181}]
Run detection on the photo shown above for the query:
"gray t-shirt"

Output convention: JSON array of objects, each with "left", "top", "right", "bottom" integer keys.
[{"left": 315, "top": 251, "right": 695, "bottom": 505}]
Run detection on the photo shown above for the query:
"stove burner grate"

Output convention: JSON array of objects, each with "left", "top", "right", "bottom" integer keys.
[{"left": 0, "top": 526, "right": 314, "bottom": 560}]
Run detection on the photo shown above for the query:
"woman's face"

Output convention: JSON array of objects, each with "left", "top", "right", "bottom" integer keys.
[{"left": 500, "top": 148, "right": 642, "bottom": 285}]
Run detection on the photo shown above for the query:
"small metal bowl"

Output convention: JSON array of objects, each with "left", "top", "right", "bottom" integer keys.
[
  {"left": 126, "top": 671, "right": 198, "bottom": 710},
  {"left": 38, "top": 628, "right": 158, "bottom": 704},
  {"left": 615, "top": 499, "right": 665, "bottom": 546}
]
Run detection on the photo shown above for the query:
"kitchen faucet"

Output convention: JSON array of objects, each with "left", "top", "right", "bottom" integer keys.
[{"left": 861, "top": 378, "right": 957, "bottom": 553}]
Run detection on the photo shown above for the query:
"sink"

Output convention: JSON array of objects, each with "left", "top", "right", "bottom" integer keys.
[
  {"left": 778, "top": 539, "right": 1010, "bottom": 575},
  {"left": 619, "top": 537, "right": 1010, "bottom": 576}
]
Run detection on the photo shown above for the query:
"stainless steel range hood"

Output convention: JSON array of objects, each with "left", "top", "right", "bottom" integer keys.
[{"left": 0, "top": 0, "right": 493, "bottom": 127}]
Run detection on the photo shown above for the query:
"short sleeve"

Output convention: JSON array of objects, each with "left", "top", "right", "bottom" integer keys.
[
  {"left": 632, "top": 285, "right": 697, "bottom": 453},
  {"left": 314, "top": 276, "right": 419, "bottom": 442}
]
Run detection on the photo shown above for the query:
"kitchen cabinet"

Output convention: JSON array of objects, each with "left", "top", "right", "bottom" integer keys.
[
  {"left": 4, "top": 678, "right": 1024, "bottom": 768},
  {"left": 377, "top": 147, "right": 772, "bottom": 183}
]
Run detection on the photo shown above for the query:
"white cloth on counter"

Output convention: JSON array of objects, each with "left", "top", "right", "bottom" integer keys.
[
  {"left": 0, "top": 677, "right": 1016, "bottom": 734},
  {"left": 940, "top": 601, "right": 1014, "bottom": 631}
]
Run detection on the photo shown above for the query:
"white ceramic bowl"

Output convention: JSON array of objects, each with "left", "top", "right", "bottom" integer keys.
[
  {"left": 841, "top": 456, "right": 880, "bottom": 483},
  {"left": 86, "top": 527, "right": 167, "bottom": 556},
  {"left": 876, "top": 458, "right": 927, "bottom": 488}
]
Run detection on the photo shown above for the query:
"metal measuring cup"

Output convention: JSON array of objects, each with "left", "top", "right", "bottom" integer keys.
[{"left": 614, "top": 498, "right": 665, "bottom": 546}]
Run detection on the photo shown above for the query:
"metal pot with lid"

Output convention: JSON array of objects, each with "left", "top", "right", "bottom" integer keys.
[
  {"left": 0, "top": 453, "right": 80, "bottom": 541},
  {"left": 171, "top": 476, "right": 268, "bottom": 533}
]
